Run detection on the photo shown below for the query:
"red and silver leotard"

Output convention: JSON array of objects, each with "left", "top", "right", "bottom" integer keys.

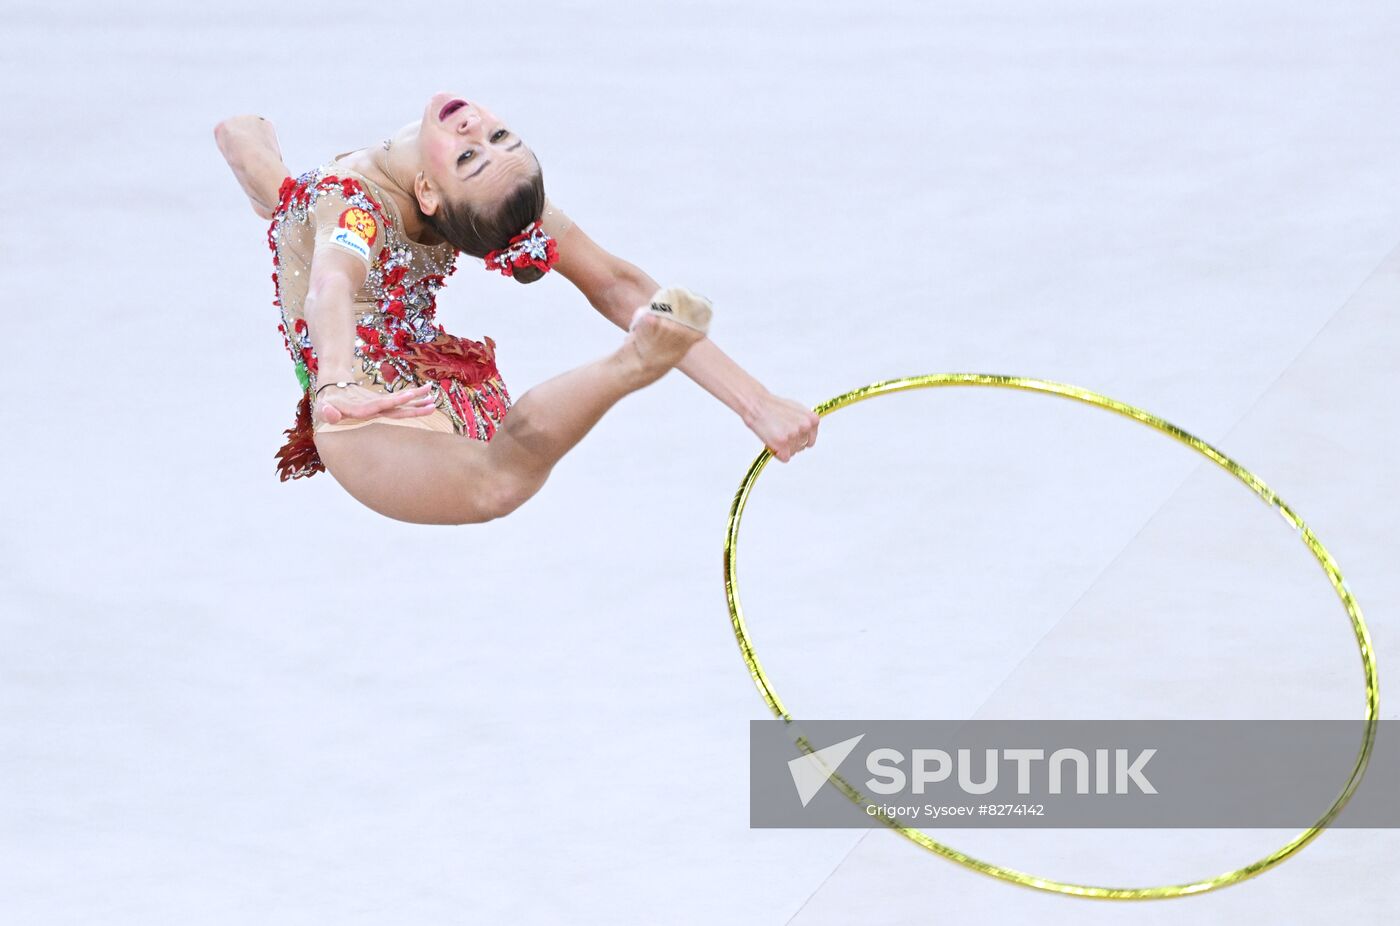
[{"left": 266, "top": 163, "right": 511, "bottom": 480}]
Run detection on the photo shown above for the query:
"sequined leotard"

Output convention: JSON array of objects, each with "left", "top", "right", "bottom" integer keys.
[{"left": 267, "top": 162, "right": 512, "bottom": 480}]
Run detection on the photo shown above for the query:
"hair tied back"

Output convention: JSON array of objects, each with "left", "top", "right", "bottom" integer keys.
[{"left": 483, "top": 220, "right": 558, "bottom": 283}]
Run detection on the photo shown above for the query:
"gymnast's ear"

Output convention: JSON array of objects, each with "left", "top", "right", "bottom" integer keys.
[{"left": 414, "top": 171, "right": 440, "bottom": 217}]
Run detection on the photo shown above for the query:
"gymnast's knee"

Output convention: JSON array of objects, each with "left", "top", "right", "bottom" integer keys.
[{"left": 469, "top": 473, "right": 540, "bottom": 523}]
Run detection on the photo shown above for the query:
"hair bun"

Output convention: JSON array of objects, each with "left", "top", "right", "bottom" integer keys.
[{"left": 512, "top": 264, "right": 546, "bottom": 285}]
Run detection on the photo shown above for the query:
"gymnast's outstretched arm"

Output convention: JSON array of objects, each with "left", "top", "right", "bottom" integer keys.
[
  {"left": 213, "top": 114, "right": 291, "bottom": 219},
  {"left": 552, "top": 225, "right": 820, "bottom": 462}
]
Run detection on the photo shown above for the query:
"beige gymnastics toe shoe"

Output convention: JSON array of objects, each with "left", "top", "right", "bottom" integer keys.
[{"left": 628, "top": 285, "right": 713, "bottom": 335}]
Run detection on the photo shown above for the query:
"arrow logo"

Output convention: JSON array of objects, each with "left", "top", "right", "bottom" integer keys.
[{"left": 788, "top": 734, "right": 865, "bottom": 807}]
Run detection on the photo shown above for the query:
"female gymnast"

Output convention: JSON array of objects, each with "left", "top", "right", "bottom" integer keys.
[{"left": 215, "top": 92, "right": 819, "bottom": 525}]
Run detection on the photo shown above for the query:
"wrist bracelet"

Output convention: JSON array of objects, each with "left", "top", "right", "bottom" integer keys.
[{"left": 315, "top": 380, "right": 360, "bottom": 398}]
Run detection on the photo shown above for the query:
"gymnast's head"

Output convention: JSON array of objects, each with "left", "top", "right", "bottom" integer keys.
[{"left": 412, "top": 92, "right": 549, "bottom": 283}]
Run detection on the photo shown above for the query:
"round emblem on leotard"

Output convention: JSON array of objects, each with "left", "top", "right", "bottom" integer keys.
[{"left": 338, "top": 208, "right": 379, "bottom": 247}]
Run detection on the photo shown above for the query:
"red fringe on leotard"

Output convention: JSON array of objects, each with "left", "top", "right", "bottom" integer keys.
[
  {"left": 274, "top": 390, "right": 325, "bottom": 481},
  {"left": 396, "top": 333, "right": 501, "bottom": 383},
  {"left": 272, "top": 333, "right": 504, "bottom": 481}
]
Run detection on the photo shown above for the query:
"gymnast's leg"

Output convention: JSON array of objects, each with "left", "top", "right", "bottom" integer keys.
[{"left": 314, "top": 312, "right": 704, "bottom": 525}]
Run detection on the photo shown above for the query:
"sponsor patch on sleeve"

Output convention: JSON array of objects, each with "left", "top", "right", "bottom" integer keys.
[
  {"left": 326, "top": 208, "right": 377, "bottom": 261},
  {"left": 338, "top": 208, "right": 378, "bottom": 247}
]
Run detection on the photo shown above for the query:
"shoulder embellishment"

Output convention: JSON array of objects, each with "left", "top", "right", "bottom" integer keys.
[{"left": 338, "top": 207, "right": 379, "bottom": 247}]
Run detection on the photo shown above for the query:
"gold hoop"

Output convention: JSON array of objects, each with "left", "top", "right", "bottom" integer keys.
[{"left": 722, "top": 374, "right": 1379, "bottom": 899}]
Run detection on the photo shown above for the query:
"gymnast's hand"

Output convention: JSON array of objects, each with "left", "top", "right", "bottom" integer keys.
[
  {"left": 746, "top": 392, "right": 821, "bottom": 462},
  {"left": 314, "top": 382, "right": 438, "bottom": 425}
]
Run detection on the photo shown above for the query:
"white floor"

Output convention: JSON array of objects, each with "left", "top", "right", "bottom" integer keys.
[{"left": 3, "top": 1, "right": 1398, "bottom": 923}]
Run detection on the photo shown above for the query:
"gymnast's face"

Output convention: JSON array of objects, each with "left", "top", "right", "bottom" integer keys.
[{"left": 414, "top": 91, "right": 537, "bottom": 217}]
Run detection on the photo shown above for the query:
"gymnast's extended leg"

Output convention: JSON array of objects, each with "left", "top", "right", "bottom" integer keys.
[{"left": 314, "top": 313, "right": 702, "bottom": 524}]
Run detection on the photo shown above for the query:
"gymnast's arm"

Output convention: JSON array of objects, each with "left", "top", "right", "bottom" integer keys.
[
  {"left": 213, "top": 114, "right": 291, "bottom": 220},
  {"left": 302, "top": 247, "right": 435, "bottom": 423},
  {"left": 551, "top": 220, "right": 820, "bottom": 461},
  {"left": 303, "top": 250, "right": 365, "bottom": 388}
]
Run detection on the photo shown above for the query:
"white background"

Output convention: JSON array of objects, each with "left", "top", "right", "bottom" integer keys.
[{"left": 2, "top": 1, "right": 1398, "bottom": 922}]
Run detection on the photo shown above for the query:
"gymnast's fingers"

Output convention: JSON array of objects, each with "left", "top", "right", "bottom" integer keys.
[
  {"left": 349, "top": 385, "right": 434, "bottom": 418},
  {"left": 317, "top": 399, "right": 344, "bottom": 424},
  {"left": 792, "top": 416, "right": 819, "bottom": 454},
  {"left": 382, "top": 403, "right": 440, "bottom": 419},
  {"left": 381, "top": 383, "right": 435, "bottom": 407},
  {"left": 378, "top": 387, "right": 437, "bottom": 412}
]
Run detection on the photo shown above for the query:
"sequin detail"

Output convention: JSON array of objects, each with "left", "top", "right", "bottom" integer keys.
[
  {"left": 483, "top": 220, "right": 559, "bottom": 278},
  {"left": 268, "top": 168, "right": 512, "bottom": 481}
]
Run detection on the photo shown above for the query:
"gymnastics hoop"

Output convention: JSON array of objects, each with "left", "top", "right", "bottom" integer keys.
[{"left": 722, "top": 373, "right": 1379, "bottom": 900}]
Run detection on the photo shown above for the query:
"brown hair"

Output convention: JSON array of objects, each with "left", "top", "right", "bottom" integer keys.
[{"left": 424, "top": 168, "right": 549, "bottom": 284}]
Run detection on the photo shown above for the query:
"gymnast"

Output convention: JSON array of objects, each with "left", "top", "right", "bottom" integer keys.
[{"left": 214, "top": 92, "right": 819, "bottom": 524}]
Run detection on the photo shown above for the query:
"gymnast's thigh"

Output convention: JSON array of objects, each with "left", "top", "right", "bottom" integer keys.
[{"left": 313, "top": 422, "right": 499, "bottom": 525}]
